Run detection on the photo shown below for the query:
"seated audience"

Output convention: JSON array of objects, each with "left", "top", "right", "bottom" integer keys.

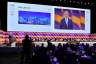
[{"left": 19, "top": 36, "right": 96, "bottom": 64}]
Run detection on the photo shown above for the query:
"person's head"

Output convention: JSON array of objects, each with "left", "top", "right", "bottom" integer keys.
[
  {"left": 41, "top": 43, "right": 44, "bottom": 47},
  {"left": 58, "top": 43, "right": 61, "bottom": 46},
  {"left": 86, "top": 43, "right": 89, "bottom": 47},
  {"left": 25, "top": 34, "right": 29, "bottom": 40},
  {"left": 63, "top": 11, "right": 69, "bottom": 18},
  {"left": 47, "top": 40, "right": 51, "bottom": 43}
]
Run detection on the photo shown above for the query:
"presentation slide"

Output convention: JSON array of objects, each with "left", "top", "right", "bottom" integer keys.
[{"left": 7, "top": 2, "right": 91, "bottom": 33}]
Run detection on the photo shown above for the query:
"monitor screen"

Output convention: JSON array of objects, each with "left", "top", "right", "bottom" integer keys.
[{"left": 7, "top": 2, "right": 91, "bottom": 33}]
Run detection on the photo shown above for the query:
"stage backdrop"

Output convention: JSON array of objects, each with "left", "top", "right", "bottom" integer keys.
[{"left": 0, "top": 30, "right": 96, "bottom": 44}]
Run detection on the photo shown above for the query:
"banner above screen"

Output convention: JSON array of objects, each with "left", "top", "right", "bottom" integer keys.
[{"left": 7, "top": 2, "right": 90, "bottom": 33}]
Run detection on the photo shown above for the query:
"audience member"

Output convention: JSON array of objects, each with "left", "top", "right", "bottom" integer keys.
[{"left": 20, "top": 35, "right": 32, "bottom": 64}]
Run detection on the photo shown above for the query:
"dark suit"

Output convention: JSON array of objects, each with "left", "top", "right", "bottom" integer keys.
[{"left": 60, "top": 18, "right": 73, "bottom": 29}]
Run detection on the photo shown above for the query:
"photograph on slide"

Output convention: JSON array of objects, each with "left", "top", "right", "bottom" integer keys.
[
  {"left": 54, "top": 8, "right": 85, "bottom": 30},
  {"left": 18, "top": 11, "right": 51, "bottom": 25}
]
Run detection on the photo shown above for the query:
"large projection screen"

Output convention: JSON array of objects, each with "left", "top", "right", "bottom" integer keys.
[{"left": 7, "top": 2, "right": 91, "bottom": 33}]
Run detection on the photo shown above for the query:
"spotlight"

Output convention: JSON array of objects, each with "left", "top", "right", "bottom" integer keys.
[
  {"left": 77, "top": 2, "right": 80, "bottom": 4},
  {"left": 70, "top": 1, "right": 71, "bottom": 2},
  {"left": 60, "top": 0, "right": 62, "bottom": 1},
  {"left": 84, "top": 3, "right": 86, "bottom": 5},
  {"left": 78, "top": 2, "right": 80, "bottom": 4},
  {"left": 73, "top": 1, "right": 75, "bottom": 3},
  {"left": 91, "top": 3, "right": 93, "bottom": 5},
  {"left": 81, "top": 2, "right": 82, "bottom": 4},
  {"left": 88, "top": 3, "right": 89, "bottom": 4}
]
